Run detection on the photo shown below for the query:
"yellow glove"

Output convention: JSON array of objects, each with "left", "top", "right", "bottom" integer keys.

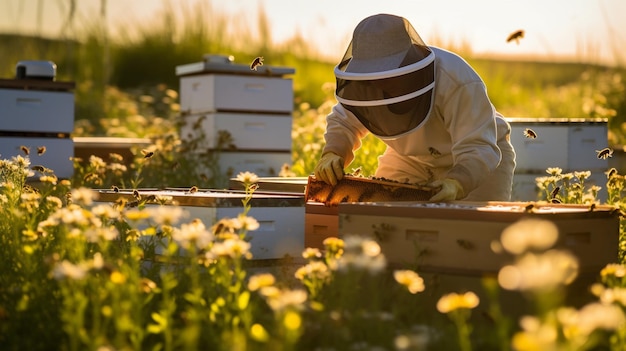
[
  {"left": 429, "top": 178, "right": 464, "bottom": 202},
  {"left": 314, "top": 152, "right": 345, "bottom": 186}
]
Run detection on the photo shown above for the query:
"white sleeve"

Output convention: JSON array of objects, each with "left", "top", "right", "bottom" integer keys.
[{"left": 322, "top": 103, "right": 369, "bottom": 165}]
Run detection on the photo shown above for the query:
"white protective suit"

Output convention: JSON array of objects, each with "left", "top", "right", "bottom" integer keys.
[{"left": 322, "top": 46, "right": 516, "bottom": 201}]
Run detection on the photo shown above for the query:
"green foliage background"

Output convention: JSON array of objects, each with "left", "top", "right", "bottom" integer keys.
[{"left": 1, "top": 0, "right": 625, "bottom": 179}]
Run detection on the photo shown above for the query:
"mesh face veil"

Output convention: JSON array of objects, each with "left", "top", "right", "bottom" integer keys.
[{"left": 334, "top": 14, "right": 435, "bottom": 138}]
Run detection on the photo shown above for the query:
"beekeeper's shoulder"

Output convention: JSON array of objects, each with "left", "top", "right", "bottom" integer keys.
[{"left": 431, "top": 46, "right": 482, "bottom": 85}]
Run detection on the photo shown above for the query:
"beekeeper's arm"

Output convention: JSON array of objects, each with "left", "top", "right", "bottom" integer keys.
[
  {"left": 314, "top": 104, "right": 369, "bottom": 185},
  {"left": 432, "top": 81, "right": 501, "bottom": 200}
]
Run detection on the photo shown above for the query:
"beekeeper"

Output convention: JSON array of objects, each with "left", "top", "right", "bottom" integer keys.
[{"left": 314, "top": 13, "right": 516, "bottom": 201}]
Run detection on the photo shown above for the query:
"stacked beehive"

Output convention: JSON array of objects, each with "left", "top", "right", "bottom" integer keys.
[
  {"left": 0, "top": 61, "right": 75, "bottom": 179},
  {"left": 507, "top": 118, "right": 609, "bottom": 201},
  {"left": 176, "top": 55, "right": 295, "bottom": 188}
]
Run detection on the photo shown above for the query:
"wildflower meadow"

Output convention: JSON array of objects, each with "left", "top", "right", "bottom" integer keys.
[
  {"left": 3, "top": 135, "right": 626, "bottom": 350},
  {"left": 2, "top": 1, "right": 626, "bottom": 349}
]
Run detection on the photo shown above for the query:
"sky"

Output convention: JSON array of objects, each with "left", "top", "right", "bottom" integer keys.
[{"left": 1, "top": 0, "right": 625, "bottom": 66}]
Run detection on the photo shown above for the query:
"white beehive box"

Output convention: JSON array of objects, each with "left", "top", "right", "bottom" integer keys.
[
  {"left": 180, "top": 112, "right": 292, "bottom": 151},
  {"left": 180, "top": 75, "right": 293, "bottom": 114},
  {"left": 0, "top": 137, "right": 74, "bottom": 179},
  {"left": 567, "top": 121, "right": 610, "bottom": 170},
  {"left": 337, "top": 201, "right": 619, "bottom": 275},
  {"left": 0, "top": 88, "right": 74, "bottom": 133},
  {"left": 176, "top": 55, "right": 295, "bottom": 189},
  {"left": 190, "top": 145, "right": 293, "bottom": 189},
  {"left": 95, "top": 189, "right": 306, "bottom": 260},
  {"left": 218, "top": 151, "right": 292, "bottom": 178},
  {"left": 511, "top": 173, "right": 542, "bottom": 201},
  {"left": 512, "top": 172, "right": 608, "bottom": 202},
  {"left": 0, "top": 77, "right": 75, "bottom": 179},
  {"left": 177, "top": 55, "right": 295, "bottom": 115},
  {"left": 508, "top": 118, "right": 609, "bottom": 173}
]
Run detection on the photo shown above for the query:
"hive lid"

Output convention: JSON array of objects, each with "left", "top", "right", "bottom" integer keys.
[
  {"left": 16, "top": 60, "right": 56, "bottom": 80},
  {"left": 176, "top": 54, "right": 295, "bottom": 77}
]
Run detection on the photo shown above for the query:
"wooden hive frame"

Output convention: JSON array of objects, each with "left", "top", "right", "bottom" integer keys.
[{"left": 305, "top": 175, "right": 438, "bottom": 206}]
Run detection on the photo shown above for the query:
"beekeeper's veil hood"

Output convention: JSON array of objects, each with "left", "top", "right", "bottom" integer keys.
[{"left": 335, "top": 13, "right": 435, "bottom": 139}]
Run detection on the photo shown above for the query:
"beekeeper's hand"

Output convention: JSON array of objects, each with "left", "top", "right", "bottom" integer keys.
[
  {"left": 314, "top": 152, "right": 344, "bottom": 186},
  {"left": 429, "top": 178, "right": 464, "bottom": 202}
]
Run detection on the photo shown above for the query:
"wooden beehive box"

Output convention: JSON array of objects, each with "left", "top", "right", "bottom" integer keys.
[
  {"left": 337, "top": 201, "right": 619, "bottom": 275},
  {"left": 305, "top": 202, "right": 339, "bottom": 249},
  {"left": 304, "top": 175, "right": 438, "bottom": 249},
  {"left": 338, "top": 200, "right": 621, "bottom": 317}
]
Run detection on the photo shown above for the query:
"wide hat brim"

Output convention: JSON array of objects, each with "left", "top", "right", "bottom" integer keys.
[{"left": 345, "top": 49, "right": 409, "bottom": 74}]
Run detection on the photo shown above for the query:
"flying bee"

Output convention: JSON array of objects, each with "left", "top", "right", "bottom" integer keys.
[
  {"left": 113, "top": 197, "right": 127, "bottom": 209},
  {"left": 111, "top": 185, "right": 120, "bottom": 193},
  {"left": 506, "top": 29, "right": 525, "bottom": 44},
  {"left": 191, "top": 115, "right": 206, "bottom": 129},
  {"left": 83, "top": 172, "right": 98, "bottom": 183},
  {"left": 20, "top": 145, "right": 30, "bottom": 155},
  {"left": 428, "top": 147, "right": 442, "bottom": 157},
  {"left": 551, "top": 198, "right": 562, "bottom": 204},
  {"left": 133, "top": 189, "right": 141, "bottom": 199},
  {"left": 250, "top": 56, "right": 264, "bottom": 71},
  {"left": 31, "top": 165, "right": 52, "bottom": 173},
  {"left": 188, "top": 185, "right": 198, "bottom": 194},
  {"left": 37, "top": 146, "right": 46, "bottom": 155},
  {"left": 550, "top": 186, "right": 561, "bottom": 199},
  {"left": 523, "top": 128, "right": 537, "bottom": 139},
  {"left": 596, "top": 147, "right": 614, "bottom": 160},
  {"left": 606, "top": 167, "right": 618, "bottom": 178},
  {"left": 141, "top": 149, "right": 154, "bottom": 159},
  {"left": 248, "top": 183, "right": 259, "bottom": 193}
]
